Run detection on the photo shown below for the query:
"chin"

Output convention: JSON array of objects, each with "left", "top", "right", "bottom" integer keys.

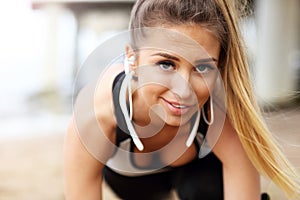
[{"left": 165, "top": 115, "right": 192, "bottom": 127}]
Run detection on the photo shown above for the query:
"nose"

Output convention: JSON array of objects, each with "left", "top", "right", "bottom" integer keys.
[{"left": 170, "top": 70, "right": 193, "bottom": 100}]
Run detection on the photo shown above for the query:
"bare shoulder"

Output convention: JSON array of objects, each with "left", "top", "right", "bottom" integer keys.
[
  {"left": 211, "top": 115, "right": 260, "bottom": 199},
  {"left": 64, "top": 64, "right": 124, "bottom": 198},
  {"left": 65, "top": 63, "right": 124, "bottom": 163},
  {"left": 212, "top": 116, "right": 252, "bottom": 168},
  {"left": 94, "top": 63, "right": 124, "bottom": 134},
  {"left": 74, "top": 64, "right": 124, "bottom": 140}
]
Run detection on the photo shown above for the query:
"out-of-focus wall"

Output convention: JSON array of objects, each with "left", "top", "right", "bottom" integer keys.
[
  {"left": 31, "top": 0, "right": 136, "bottom": 101},
  {"left": 254, "top": 0, "right": 300, "bottom": 105}
]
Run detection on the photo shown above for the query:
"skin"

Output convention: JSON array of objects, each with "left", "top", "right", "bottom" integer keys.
[{"left": 64, "top": 25, "right": 260, "bottom": 200}]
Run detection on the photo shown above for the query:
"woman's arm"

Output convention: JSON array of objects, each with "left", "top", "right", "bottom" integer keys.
[
  {"left": 64, "top": 64, "right": 123, "bottom": 200},
  {"left": 212, "top": 117, "right": 261, "bottom": 200},
  {"left": 64, "top": 118, "right": 105, "bottom": 200}
]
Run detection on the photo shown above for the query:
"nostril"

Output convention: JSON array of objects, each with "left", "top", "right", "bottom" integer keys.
[{"left": 261, "top": 193, "right": 270, "bottom": 200}]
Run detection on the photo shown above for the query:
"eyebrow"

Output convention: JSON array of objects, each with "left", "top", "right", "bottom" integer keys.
[
  {"left": 151, "top": 53, "right": 180, "bottom": 61},
  {"left": 151, "top": 52, "right": 218, "bottom": 62},
  {"left": 195, "top": 57, "right": 218, "bottom": 62}
]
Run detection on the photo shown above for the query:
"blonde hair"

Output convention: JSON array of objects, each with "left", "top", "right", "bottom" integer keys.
[
  {"left": 129, "top": 0, "right": 300, "bottom": 198},
  {"left": 217, "top": 0, "right": 300, "bottom": 198}
]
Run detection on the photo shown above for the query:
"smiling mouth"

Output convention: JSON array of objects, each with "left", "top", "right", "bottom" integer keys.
[{"left": 161, "top": 98, "right": 195, "bottom": 115}]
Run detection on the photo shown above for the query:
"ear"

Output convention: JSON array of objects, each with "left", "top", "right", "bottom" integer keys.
[
  {"left": 125, "top": 44, "right": 137, "bottom": 69},
  {"left": 125, "top": 44, "right": 135, "bottom": 60}
]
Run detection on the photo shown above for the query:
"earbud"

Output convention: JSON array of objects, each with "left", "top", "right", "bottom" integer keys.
[
  {"left": 127, "top": 56, "right": 136, "bottom": 65},
  {"left": 124, "top": 56, "right": 136, "bottom": 74}
]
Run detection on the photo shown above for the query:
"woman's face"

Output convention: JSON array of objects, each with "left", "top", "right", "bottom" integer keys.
[{"left": 131, "top": 25, "right": 221, "bottom": 127}]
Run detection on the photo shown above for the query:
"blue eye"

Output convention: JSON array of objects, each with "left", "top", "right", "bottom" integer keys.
[
  {"left": 195, "top": 64, "right": 215, "bottom": 74},
  {"left": 157, "top": 61, "right": 175, "bottom": 71}
]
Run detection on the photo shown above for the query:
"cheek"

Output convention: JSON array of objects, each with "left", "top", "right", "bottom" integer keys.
[
  {"left": 136, "top": 85, "right": 165, "bottom": 103},
  {"left": 191, "top": 78, "right": 213, "bottom": 105}
]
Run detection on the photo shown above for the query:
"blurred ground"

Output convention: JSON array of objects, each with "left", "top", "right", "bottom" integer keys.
[
  {"left": 0, "top": 134, "right": 64, "bottom": 200},
  {"left": 0, "top": 106, "right": 299, "bottom": 200}
]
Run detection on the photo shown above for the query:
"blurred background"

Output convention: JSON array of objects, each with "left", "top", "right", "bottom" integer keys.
[{"left": 0, "top": 0, "right": 299, "bottom": 199}]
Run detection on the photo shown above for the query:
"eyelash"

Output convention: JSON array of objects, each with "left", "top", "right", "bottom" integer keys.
[
  {"left": 194, "top": 64, "right": 215, "bottom": 74},
  {"left": 156, "top": 60, "right": 176, "bottom": 71},
  {"left": 156, "top": 60, "right": 215, "bottom": 74}
]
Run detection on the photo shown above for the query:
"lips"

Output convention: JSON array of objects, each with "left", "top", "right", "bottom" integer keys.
[{"left": 161, "top": 98, "right": 194, "bottom": 115}]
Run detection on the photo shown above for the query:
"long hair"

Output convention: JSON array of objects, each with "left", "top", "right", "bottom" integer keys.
[{"left": 129, "top": 0, "right": 300, "bottom": 198}]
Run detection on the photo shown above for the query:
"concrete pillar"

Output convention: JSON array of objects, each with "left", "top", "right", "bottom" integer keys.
[
  {"left": 42, "top": 4, "right": 62, "bottom": 91},
  {"left": 41, "top": 5, "right": 76, "bottom": 92},
  {"left": 255, "top": 0, "right": 300, "bottom": 105}
]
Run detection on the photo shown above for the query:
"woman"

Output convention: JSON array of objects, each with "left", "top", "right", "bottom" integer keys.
[{"left": 64, "top": 0, "right": 299, "bottom": 199}]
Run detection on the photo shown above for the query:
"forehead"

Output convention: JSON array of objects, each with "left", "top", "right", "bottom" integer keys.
[{"left": 133, "top": 26, "right": 220, "bottom": 62}]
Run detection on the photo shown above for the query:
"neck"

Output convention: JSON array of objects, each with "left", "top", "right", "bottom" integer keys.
[{"left": 133, "top": 119, "right": 191, "bottom": 152}]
